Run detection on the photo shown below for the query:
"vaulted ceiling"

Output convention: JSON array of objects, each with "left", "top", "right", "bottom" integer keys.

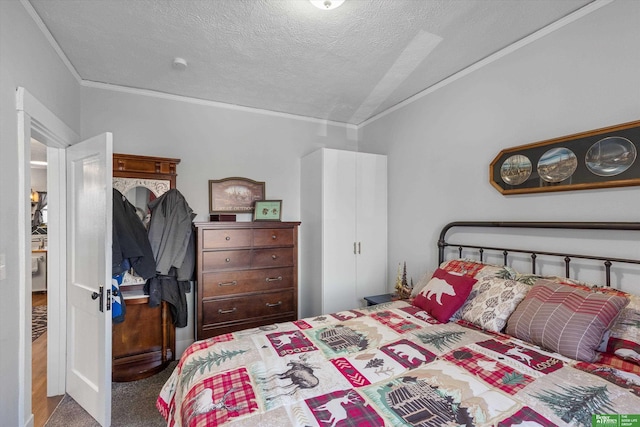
[{"left": 29, "top": 0, "right": 593, "bottom": 125}]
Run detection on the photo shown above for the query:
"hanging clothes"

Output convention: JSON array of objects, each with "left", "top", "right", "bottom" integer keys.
[
  {"left": 147, "top": 188, "right": 196, "bottom": 279},
  {"left": 112, "top": 189, "right": 156, "bottom": 279},
  {"left": 112, "top": 188, "right": 157, "bottom": 323},
  {"left": 145, "top": 188, "right": 196, "bottom": 327},
  {"left": 146, "top": 270, "right": 191, "bottom": 327},
  {"left": 111, "top": 271, "right": 126, "bottom": 324}
]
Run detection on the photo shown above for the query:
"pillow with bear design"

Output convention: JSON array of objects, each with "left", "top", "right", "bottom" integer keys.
[
  {"left": 412, "top": 268, "right": 476, "bottom": 323},
  {"left": 412, "top": 259, "right": 516, "bottom": 298}
]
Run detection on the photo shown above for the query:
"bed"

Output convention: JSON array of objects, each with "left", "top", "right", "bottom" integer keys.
[{"left": 157, "top": 221, "right": 640, "bottom": 426}]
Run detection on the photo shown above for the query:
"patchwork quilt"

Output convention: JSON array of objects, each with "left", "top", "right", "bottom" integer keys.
[{"left": 157, "top": 301, "right": 640, "bottom": 426}]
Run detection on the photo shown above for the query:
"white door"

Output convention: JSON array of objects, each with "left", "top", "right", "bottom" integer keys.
[
  {"left": 355, "top": 153, "right": 388, "bottom": 301},
  {"left": 322, "top": 149, "right": 358, "bottom": 313},
  {"left": 66, "top": 133, "right": 113, "bottom": 426}
]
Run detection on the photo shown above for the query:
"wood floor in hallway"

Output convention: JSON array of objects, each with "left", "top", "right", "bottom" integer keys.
[{"left": 32, "top": 292, "right": 64, "bottom": 427}]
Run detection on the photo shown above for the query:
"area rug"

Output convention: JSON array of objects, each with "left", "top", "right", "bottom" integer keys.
[
  {"left": 45, "top": 361, "right": 177, "bottom": 427},
  {"left": 32, "top": 305, "right": 47, "bottom": 342}
]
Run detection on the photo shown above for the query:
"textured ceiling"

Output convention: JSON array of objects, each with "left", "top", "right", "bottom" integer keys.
[{"left": 29, "top": 0, "right": 593, "bottom": 125}]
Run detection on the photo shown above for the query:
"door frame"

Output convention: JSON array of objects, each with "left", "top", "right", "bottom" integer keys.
[{"left": 16, "top": 87, "right": 79, "bottom": 423}]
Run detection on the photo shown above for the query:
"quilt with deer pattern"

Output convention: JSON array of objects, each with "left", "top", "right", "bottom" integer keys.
[{"left": 157, "top": 300, "right": 640, "bottom": 426}]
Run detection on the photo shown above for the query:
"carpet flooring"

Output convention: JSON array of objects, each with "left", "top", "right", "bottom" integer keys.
[
  {"left": 32, "top": 305, "right": 47, "bottom": 342},
  {"left": 45, "top": 361, "right": 177, "bottom": 427}
]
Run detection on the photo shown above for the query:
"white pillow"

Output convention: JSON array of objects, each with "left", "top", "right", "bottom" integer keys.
[{"left": 459, "top": 276, "right": 530, "bottom": 332}]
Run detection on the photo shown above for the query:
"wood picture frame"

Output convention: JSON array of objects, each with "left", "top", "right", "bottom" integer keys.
[
  {"left": 208, "top": 177, "right": 265, "bottom": 214},
  {"left": 253, "top": 200, "right": 282, "bottom": 221},
  {"left": 490, "top": 119, "right": 640, "bottom": 195}
]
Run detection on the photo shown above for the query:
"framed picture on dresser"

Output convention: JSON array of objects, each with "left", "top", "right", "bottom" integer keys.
[
  {"left": 208, "top": 177, "right": 265, "bottom": 213},
  {"left": 253, "top": 200, "right": 282, "bottom": 221}
]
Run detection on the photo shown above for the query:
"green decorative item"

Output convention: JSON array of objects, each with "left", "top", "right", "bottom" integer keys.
[{"left": 394, "top": 262, "right": 412, "bottom": 299}]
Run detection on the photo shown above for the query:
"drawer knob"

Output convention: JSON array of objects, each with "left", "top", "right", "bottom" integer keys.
[
  {"left": 265, "top": 276, "right": 283, "bottom": 282},
  {"left": 218, "top": 280, "right": 237, "bottom": 287},
  {"left": 271, "top": 254, "right": 277, "bottom": 260},
  {"left": 225, "top": 236, "right": 231, "bottom": 241},
  {"left": 266, "top": 301, "right": 282, "bottom": 308},
  {"left": 272, "top": 235, "right": 277, "bottom": 240},
  {"left": 225, "top": 258, "right": 231, "bottom": 262},
  {"left": 218, "top": 307, "right": 237, "bottom": 314}
]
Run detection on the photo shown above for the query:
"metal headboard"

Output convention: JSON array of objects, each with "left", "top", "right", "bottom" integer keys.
[{"left": 438, "top": 221, "right": 640, "bottom": 287}]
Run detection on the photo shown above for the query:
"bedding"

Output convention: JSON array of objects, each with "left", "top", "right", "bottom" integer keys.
[{"left": 157, "top": 299, "right": 640, "bottom": 426}]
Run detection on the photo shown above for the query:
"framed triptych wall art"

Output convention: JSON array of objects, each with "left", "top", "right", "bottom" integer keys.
[{"left": 490, "top": 120, "right": 640, "bottom": 195}]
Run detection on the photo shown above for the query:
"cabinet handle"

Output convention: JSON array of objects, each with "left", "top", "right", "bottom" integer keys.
[
  {"left": 225, "top": 236, "right": 231, "bottom": 241},
  {"left": 218, "top": 307, "right": 237, "bottom": 314},
  {"left": 266, "top": 301, "right": 282, "bottom": 307},
  {"left": 353, "top": 242, "right": 357, "bottom": 254},
  {"left": 271, "top": 254, "right": 277, "bottom": 260},
  {"left": 218, "top": 280, "right": 237, "bottom": 287},
  {"left": 358, "top": 242, "right": 361, "bottom": 254},
  {"left": 272, "top": 234, "right": 277, "bottom": 240},
  {"left": 265, "top": 276, "right": 283, "bottom": 282},
  {"left": 225, "top": 258, "right": 231, "bottom": 262}
]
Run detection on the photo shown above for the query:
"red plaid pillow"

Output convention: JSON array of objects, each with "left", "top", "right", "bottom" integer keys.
[
  {"left": 412, "top": 268, "right": 476, "bottom": 323},
  {"left": 505, "top": 280, "right": 628, "bottom": 362}
]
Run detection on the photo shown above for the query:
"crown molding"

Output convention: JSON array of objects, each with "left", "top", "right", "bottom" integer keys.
[
  {"left": 20, "top": 0, "right": 82, "bottom": 83},
  {"left": 358, "top": 0, "right": 615, "bottom": 128},
  {"left": 81, "top": 80, "right": 357, "bottom": 130}
]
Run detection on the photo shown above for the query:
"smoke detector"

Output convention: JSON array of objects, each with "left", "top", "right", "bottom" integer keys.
[{"left": 172, "top": 57, "right": 188, "bottom": 70}]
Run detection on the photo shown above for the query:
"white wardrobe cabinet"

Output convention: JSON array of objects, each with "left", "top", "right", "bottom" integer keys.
[{"left": 301, "top": 148, "right": 387, "bottom": 317}]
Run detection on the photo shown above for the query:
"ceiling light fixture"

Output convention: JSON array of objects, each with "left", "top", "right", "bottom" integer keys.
[{"left": 309, "top": 0, "right": 345, "bottom": 10}]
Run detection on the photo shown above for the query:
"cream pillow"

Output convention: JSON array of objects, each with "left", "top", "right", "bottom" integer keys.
[{"left": 459, "top": 276, "right": 530, "bottom": 332}]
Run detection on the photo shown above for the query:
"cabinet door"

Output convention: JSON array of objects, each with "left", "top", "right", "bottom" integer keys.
[
  {"left": 355, "top": 153, "right": 388, "bottom": 303},
  {"left": 322, "top": 149, "right": 358, "bottom": 313}
]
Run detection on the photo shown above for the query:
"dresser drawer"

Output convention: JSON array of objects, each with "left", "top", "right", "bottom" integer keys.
[
  {"left": 202, "top": 290, "right": 294, "bottom": 324},
  {"left": 200, "top": 314, "right": 297, "bottom": 339},
  {"left": 251, "top": 247, "right": 294, "bottom": 268},
  {"left": 202, "top": 229, "right": 252, "bottom": 249},
  {"left": 253, "top": 228, "right": 294, "bottom": 247},
  {"left": 202, "top": 250, "right": 251, "bottom": 270},
  {"left": 201, "top": 267, "right": 293, "bottom": 297}
]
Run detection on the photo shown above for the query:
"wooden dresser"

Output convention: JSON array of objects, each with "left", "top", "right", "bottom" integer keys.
[{"left": 195, "top": 221, "right": 300, "bottom": 340}]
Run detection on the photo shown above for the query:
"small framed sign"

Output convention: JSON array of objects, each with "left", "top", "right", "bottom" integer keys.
[{"left": 253, "top": 200, "right": 282, "bottom": 221}]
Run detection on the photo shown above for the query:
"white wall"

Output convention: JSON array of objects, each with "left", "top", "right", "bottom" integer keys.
[
  {"left": 360, "top": 0, "right": 640, "bottom": 288},
  {"left": 31, "top": 167, "right": 47, "bottom": 192},
  {"left": 81, "top": 86, "right": 357, "bottom": 351},
  {"left": 0, "top": 1, "right": 81, "bottom": 424}
]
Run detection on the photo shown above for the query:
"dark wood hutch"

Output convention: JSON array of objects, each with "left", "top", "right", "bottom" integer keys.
[{"left": 111, "top": 153, "right": 180, "bottom": 382}]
